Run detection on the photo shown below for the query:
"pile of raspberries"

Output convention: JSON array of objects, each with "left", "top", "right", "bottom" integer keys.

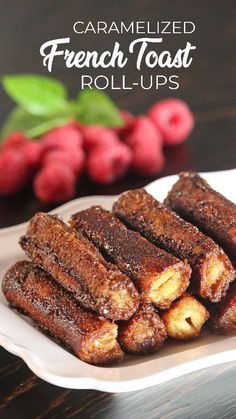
[{"left": 0, "top": 99, "right": 194, "bottom": 203}]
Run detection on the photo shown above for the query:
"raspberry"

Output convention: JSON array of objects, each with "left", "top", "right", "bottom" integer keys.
[
  {"left": 2, "top": 132, "right": 27, "bottom": 150},
  {"left": 66, "top": 120, "right": 83, "bottom": 131},
  {"left": 43, "top": 148, "right": 85, "bottom": 176},
  {"left": 130, "top": 139, "right": 165, "bottom": 176},
  {"left": 34, "top": 163, "right": 76, "bottom": 203},
  {"left": 126, "top": 116, "right": 164, "bottom": 176},
  {"left": 2, "top": 132, "right": 42, "bottom": 169},
  {"left": 81, "top": 125, "right": 118, "bottom": 150},
  {"left": 22, "top": 141, "right": 42, "bottom": 168},
  {"left": 148, "top": 98, "right": 194, "bottom": 146},
  {"left": 126, "top": 115, "right": 163, "bottom": 147},
  {"left": 42, "top": 124, "right": 83, "bottom": 152},
  {"left": 0, "top": 149, "right": 30, "bottom": 195},
  {"left": 115, "top": 110, "right": 135, "bottom": 139},
  {"left": 87, "top": 142, "right": 132, "bottom": 184}
]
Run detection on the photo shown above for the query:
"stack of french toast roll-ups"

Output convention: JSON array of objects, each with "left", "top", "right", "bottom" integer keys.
[{"left": 3, "top": 171, "right": 236, "bottom": 366}]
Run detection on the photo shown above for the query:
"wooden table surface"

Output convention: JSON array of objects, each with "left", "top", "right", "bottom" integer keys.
[{"left": 1, "top": 1, "right": 236, "bottom": 417}]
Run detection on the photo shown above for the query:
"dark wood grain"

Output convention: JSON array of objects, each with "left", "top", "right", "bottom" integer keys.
[{"left": 1, "top": 0, "right": 236, "bottom": 417}]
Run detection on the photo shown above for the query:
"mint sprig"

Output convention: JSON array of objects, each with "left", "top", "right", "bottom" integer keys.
[
  {"left": 1, "top": 74, "right": 123, "bottom": 140},
  {"left": 1, "top": 107, "right": 71, "bottom": 139},
  {"left": 76, "top": 89, "right": 123, "bottom": 127},
  {"left": 2, "top": 74, "right": 68, "bottom": 116}
]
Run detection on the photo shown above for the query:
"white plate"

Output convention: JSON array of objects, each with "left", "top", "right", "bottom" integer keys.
[{"left": 1, "top": 169, "right": 236, "bottom": 393}]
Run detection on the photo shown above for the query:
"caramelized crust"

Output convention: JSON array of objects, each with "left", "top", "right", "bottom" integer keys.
[
  {"left": 114, "top": 188, "right": 235, "bottom": 303},
  {"left": 118, "top": 302, "right": 167, "bottom": 354},
  {"left": 2, "top": 261, "right": 124, "bottom": 365},
  {"left": 165, "top": 171, "right": 236, "bottom": 266},
  {"left": 70, "top": 207, "right": 191, "bottom": 309},
  {"left": 162, "top": 294, "right": 209, "bottom": 340},
  {"left": 210, "top": 282, "right": 236, "bottom": 334},
  {"left": 19, "top": 213, "right": 139, "bottom": 321}
]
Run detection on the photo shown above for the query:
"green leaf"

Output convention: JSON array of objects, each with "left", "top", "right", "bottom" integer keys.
[
  {"left": 26, "top": 116, "right": 71, "bottom": 138},
  {"left": 2, "top": 74, "right": 68, "bottom": 116},
  {"left": 0, "top": 107, "right": 71, "bottom": 140},
  {"left": 76, "top": 89, "right": 123, "bottom": 127}
]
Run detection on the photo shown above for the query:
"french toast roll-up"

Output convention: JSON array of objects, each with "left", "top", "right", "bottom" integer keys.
[
  {"left": 19, "top": 212, "right": 139, "bottom": 321},
  {"left": 161, "top": 294, "right": 209, "bottom": 340},
  {"left": 113, "top": 188, "right": 235, "bottom": 303},
  {"left": 70, "top": 206, "right": 191, "bottom": 310},
  {"left": 118, "top": 302, "right": 167, "bottom": 355},
  {"left": 164, "top": 171, "right": 236, "bottom": 267},
  {"left": 209, "top": 282, "right": 236, "bottom": 334},
  {"left": 2, "top": 261, "right": 124, "bottom": 365}
]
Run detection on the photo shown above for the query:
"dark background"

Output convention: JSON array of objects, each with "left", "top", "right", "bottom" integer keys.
[
  {"left": 1, "top": 0, "right": 236, "bottom": 227},
  {"left": 1, "top": 1, "right": 236, "bottom": 418}
]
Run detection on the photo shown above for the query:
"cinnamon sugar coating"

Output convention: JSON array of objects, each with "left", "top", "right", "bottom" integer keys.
[
  {"left": 165, "top": 171, "right": 236, "bottom": 267},
  {"left": 19, "top": 213, "right": 139, "bottom": 321},
  {"left": 70, "top": 207, "right": 191, "bottom": 309},
  {"left": 2, "top": 261, "right": 124, "bottom": 365},
  {"left": 118, "top": 302, "right": 167, "bottom": 354},
  {"left": 114, "top": 188, "right": 235, "bottom": 302},
  {"left": 209, "top": 282, "right": 236, "bottom": 334}
]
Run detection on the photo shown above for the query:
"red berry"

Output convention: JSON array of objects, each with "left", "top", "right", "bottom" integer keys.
[
  {"left": 130, "top": 140, "right": 165, "bottom": 176},
  {"left": 22, "top": 141, "right": 42, "bottom": 169},
  {"left": 149, "top": 98, "right": 194, "bottom": 146},
  {"left": 87, "top": 142, "right": 132, "bottom": 184},
  {"left": 43, "top": 148, "right": 85, "bottom": 177},
  {"left": 42, "top": 124, "right": 83, "bottom": 152},
  {"left": 81, "top": 126, "right": 118, "bottom": 150},
  {"left": 2, "top": 132, "right": 42, "bottom": 169},
  {"left": 126, "top": 115, "right": 163, "bottom": 147},
  {"left": 126, "top": 116, "right": 164, "bottom": 176},
  {"left": 2, "top": 132, "right": 27, "bottom": 150},
  {"left": 115, "top": 110, "right": 135, "bottom": 139},
  {"left": 66, "top": 120, "right": 83, "bottom": 131},
  {"left": 0, "top": 149, "right": 30, "bottom": 195},
  {"left": 34, "top": 163, "right": 76, "bottom": 203}
]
